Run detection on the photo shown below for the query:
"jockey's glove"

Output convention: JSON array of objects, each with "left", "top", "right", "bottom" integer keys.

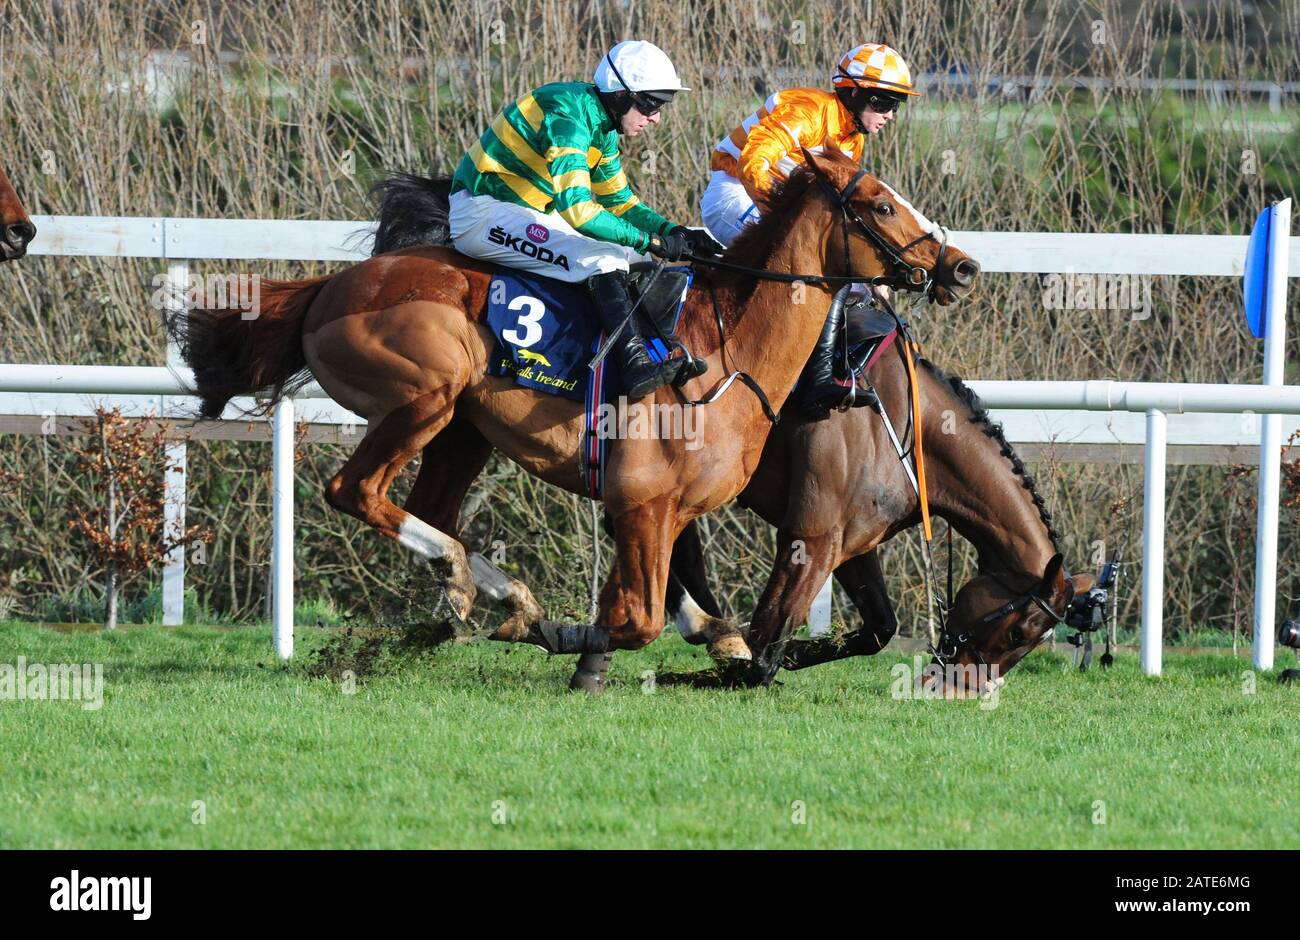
[
  {"left": 647, "top": 229, "right": 690, "bottom": 261},
  {"left": 673, "top": 226, "right": 726, "bottom": 258}
]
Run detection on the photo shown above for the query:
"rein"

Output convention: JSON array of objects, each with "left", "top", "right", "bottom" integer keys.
[
  {"left": 678, "top": 167, "right": 949, "bottom": 425},
  {"left": 861, "top": 291, "right": 1074, "bottom": 669},
  {"left": 684, "top": 253, "right": 906, "bottom": 288}
]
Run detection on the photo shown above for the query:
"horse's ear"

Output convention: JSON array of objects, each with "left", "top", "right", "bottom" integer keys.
[
  {"left": 802, "top": 147, "right": 837, "bottom": 180},
  {"left": 1040, "top": 553, "right": 1065, "bottom": 589},
  {"left": 1070, "top": 571, "right": 1097, "bottom": 593}
]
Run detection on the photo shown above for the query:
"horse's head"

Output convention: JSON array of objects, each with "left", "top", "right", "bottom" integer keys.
[
  {"left": 801, "top": 148, "right": 979, "bottom": 305},
  {"left": 0, "top": 165, "right": 37, "bottom": 261},
  {"left": 928, "top": 553, "right": 1097, "bottom": 695}
]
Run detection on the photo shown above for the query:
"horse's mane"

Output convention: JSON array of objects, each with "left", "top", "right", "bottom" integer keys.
[
  {"left": 707, "top": 166, "right": 823, "bottom": 303},
  {"left": 918, "top": 358, "right": 1063, "bottom": 553}
]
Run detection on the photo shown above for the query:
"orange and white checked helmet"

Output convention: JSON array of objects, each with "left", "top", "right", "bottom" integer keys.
[{"left": 832, "top": 43, "right": 922, "bottom": 97}]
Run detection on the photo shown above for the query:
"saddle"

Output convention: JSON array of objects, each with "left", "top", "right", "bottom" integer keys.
[{"left": 835, "top": 294, "right": 903, "bottom": 383}]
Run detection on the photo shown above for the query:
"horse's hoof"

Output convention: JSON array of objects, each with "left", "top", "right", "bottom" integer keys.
[
  {"left": 714, "top": 658, "right": 769, "bottom": 688},
  {"left": 569, "top": 672, "right": 605, "bottom": 694},
  {"left": 569, "top": 652, "right": 613, "bottom": 694},
  {"left": 493, "top": 593, "right": 545, "bottom": 641},
  {"left": 708, "top": 633, "right": 753, "bottom": 662},
  {"left": 445, "top": 583, "right": 476, "bottom": 622}
]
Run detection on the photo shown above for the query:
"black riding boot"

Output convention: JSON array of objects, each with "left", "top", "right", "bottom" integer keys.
[
  {"left": 798, "top": 295, "right": 873, "bottom": 418},
  {"left": 588, "top": 270, "right": 680, "bottom": 401}
]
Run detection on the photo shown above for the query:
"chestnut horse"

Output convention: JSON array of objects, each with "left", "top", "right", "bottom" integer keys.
[
  {"left": 170, "top": 149, "right": 978, "bottom": 678},
  {"left": 0, "top": 165, "right": 37, "bottom": 261}
]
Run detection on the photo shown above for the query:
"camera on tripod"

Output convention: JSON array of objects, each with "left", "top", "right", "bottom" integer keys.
[
  {"left": 1063, "top": 560, "right": 1119, "bottom": 669},
  {"left": 1278, "top": 620, "right": 1300, "bottom": 685},
  {"left": 1066, "top": 583, "right": 1110, "bottom": 634}
]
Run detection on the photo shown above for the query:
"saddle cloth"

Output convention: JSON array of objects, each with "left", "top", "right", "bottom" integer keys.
[{"left": 485, "top": 264, "right": 693, "bottom": 403}]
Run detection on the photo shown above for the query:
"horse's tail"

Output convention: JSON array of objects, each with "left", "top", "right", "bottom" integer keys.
[
  {"left": 164, "top": 274, "right": 332, "bottom": 419},
  {"left": 370, "top": 172, "right": 453, "bottom": 255}
]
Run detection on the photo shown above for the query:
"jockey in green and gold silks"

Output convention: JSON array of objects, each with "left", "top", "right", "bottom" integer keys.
[{"left": 449, "top": 40, "right": 722, "bottom": 400}]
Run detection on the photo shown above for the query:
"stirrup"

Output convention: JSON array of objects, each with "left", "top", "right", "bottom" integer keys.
[
  {"left": 671, "top": 351, "right": 708, "bottom": 387},
  {"left": 801, "top": 381, "right": 875, "bottom": 418}
]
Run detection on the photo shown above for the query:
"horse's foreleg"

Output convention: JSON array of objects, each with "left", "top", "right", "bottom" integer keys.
[
  {"left": 745, "top": 530, "right": 839, "bottom": 684},
  {"left": 665, "top": 520, "right": 751, "bottom": 661},
  {"left": 781, "top": 550, "right": 898, "bottom": 670},
  {"left": 402, "top": 418, "right": 544, "bottom": 640},
  {"left": 500, "top": 501, "right": 688, "bottom": 687},
  {"left": 325, "top": 392, "right": 476, "bottom": 619},
  {"left": 596, "top": 499, "right": 677, "bottom": 650}
]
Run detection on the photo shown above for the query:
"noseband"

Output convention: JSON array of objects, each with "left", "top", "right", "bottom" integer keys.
[
  {"left": 931, "top": 570, "right": 1075, "bottom": 668},
  {"left": 819, "top": 168, "right": 950, "bottom": 299}
]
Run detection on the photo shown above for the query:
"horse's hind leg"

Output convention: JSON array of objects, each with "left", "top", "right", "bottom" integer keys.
[
  {"left": 835, "top": 550, "right": 898, "bottom": 651},
  {"left": 403, "top": 417, "right": 544, "bottom": 639},
  {"left": 325, "top": 392, "right": 476, "bottom": 619}
]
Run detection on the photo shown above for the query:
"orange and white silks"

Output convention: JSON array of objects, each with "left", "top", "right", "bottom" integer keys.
[{"left": 710, "top": 87, "right": 864, "bottom": 203}]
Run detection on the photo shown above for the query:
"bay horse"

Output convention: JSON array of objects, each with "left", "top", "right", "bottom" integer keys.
[
  {"left": 169, "top": 148, "right": 979, "bottom": 676},
  {"left": 662, "top": 353, "right": 1096, "bottom": 693},
  {"left": 0, "top": 165, "right": 37, "bottom": 261}
]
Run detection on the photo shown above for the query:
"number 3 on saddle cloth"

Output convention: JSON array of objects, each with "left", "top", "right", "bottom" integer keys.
[{"left": 485, "top": 263, "right": 695, "bottom": 498}]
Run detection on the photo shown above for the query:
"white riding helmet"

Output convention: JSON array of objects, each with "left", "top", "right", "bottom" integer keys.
[{"left": 593, "top": 40, "right": 690, "bottom": 93}]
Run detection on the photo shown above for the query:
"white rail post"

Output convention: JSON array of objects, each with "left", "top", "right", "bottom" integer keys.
[
  {"left": 162, "top": 260, "right": 189, "bottom": 626},
  {"left": 1141, "top": 408, "right": 1167, "bottom": 676},
  {"left": 1253, "top": 197, "right": 1292, "bottom": 672},
  {"left": 272, "top": 398, "right": 295, "bottom": 659}
]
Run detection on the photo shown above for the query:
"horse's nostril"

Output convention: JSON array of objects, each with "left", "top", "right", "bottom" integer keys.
[
  {"left": 6, "top": 222, "right": 36, "bottom": 247},
  {"left": 952, "top": 259, "right": 980, "bottom": 287}
]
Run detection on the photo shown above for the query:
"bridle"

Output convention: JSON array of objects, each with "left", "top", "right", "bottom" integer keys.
[
  {"left": 930, "top": 568, "right": 1075, "bottom": 668},
  {"left": 678, "top": 169, "right": 950, "bottom": 427},
  {"left": 686, "top": 167, "right": 951, "bottom": 297},
  {"left": 819, "top": 167, "right": 950, "bottom": 301}
]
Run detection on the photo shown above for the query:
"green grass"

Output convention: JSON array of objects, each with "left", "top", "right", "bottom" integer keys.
[{"left": 0, "top": 619, "right": 1296, "bottom": 849}]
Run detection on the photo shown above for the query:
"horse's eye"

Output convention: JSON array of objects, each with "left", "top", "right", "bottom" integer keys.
[
  {"left": 875, "top": 203, "right": 894, "bottom": 216},
  {"left": 1008, "top": 625, "right": 1024, "bottom": 647}
]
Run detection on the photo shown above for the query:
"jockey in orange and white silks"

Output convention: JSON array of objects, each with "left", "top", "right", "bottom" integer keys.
[
  {"left": 701, "top": 43, "right": 924, "bottom": 418},
  {"left": 700, "top": 43, "right": 922, "bottom": 247}
]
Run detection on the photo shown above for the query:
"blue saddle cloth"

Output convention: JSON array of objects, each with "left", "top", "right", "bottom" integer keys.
[{"left": 485, "top": 267, "right": 688, "bottom": 402}]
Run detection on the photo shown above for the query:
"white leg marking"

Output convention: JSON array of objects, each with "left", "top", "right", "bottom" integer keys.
[
  {"left": 468, "top": 552, "right": 518, "bottom": 603},
  {"left": 674, "top": 590, "right": 712, "bottom": 639},
  {"left": 397, "top": 515, "right": 456, "bottom": 561}
]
